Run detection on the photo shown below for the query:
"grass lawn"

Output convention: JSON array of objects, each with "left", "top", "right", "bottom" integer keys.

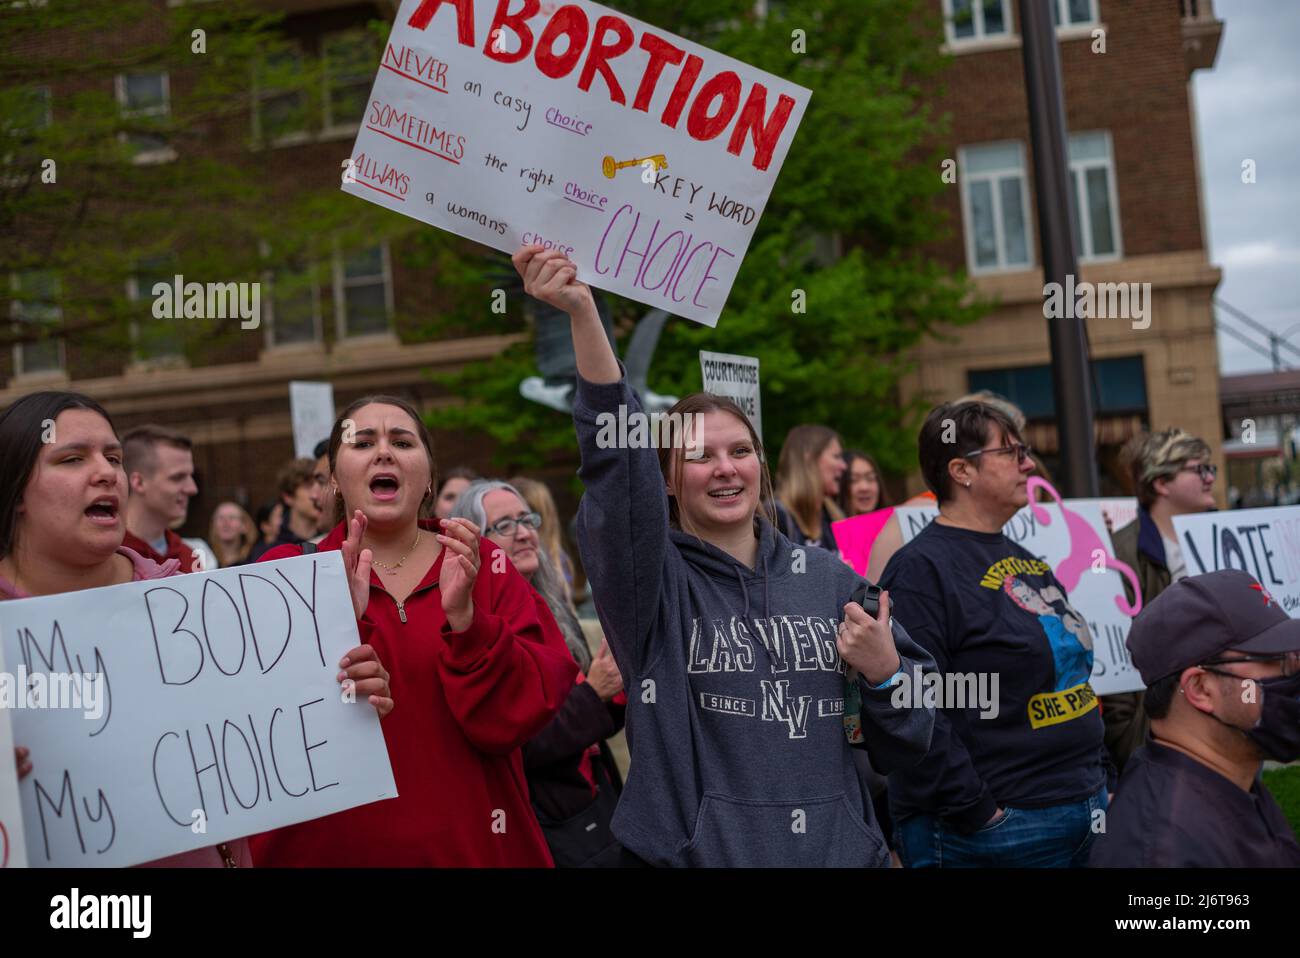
[{"left": 1263, "top": 765, "right": 1300, "bottom": 837}]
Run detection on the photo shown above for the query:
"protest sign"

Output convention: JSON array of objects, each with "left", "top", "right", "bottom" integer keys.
[
  {"left": 0, "top": 640, "right": 28, "bottom": 867},
  {"left": 1174, "top": 506, "right": 1300, "bottom": 613},
  {"left": 342, "top": 0, "right": 811, "bottom": 326},
  {"left": 833, "top": 507, "right": 893, "bottom": 577},
  {"left": 895, "top": 479, "right": 1144, "bottom": 695},
  {"left": 290, "top": 380, "right": 336, "bottom": 461},
  {"left": 0, "top": 552, "right": 396, "bottom": 867},
  {"left": 1070, "top": 497, "right": 1138, "bottom": 535},
  {"left": 699, "top": 350, "right": 761, "bottom": 440}
]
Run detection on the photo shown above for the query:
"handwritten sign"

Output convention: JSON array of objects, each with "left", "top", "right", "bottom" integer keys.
[
  {"left": 1174, "top": 506, "right": 1300, "bottom": 614},
  {"left": 0, "top": 553, "right": 396, "bottom": 867},
  {"left": 342, "top": 0, "right": 811, "bottom": 326},
  {"left": 895, "top": 495, "right": 1143, "bottom": 695},
  {"left": 290, "top": 380, "right": 336, "bottom": 461},
  {"left": 699, "top": 350, "right": 761, "bottom": 440},
  {"left": 0, "top": 639, "right": 28, "bottom": 868}
]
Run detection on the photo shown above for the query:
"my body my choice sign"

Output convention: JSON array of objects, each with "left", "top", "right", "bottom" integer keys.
[
  {"left": 0, "top": 553, "right": 396, "bottom": 867},
  {"left": 343, "top": 0, "right": 810, "bottom": 326}
]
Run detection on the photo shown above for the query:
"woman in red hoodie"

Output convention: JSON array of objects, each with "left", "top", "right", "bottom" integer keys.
[
  {"left": 250, "top": 395, "right": 577, "bottom": 866},
  {"left": 0, "top": 391, "right": 390, "bottom": 866}
]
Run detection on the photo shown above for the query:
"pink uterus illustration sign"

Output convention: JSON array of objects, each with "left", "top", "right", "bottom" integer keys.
[{"left": 1027, "top": 476, "right": 1142, "bottom": 617}]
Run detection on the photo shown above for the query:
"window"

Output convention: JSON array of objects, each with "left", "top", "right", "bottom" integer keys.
[
  {"left": 115, "top": 72, "right": 173, "bottom": 163},
  {"left": 334, "top": 243, "right": 392, "bottom": 338},
  {"left": 128, "top": 255, "right": 184, "bottom": 362},
  {"left": 10, "top": 270, "right": 63, "bottom": 375},
  {"left": 944, "top": 0, "right": 1010, "bottom": 43},
  {"left": 1052, "top": 0, "right": 1098, "bottom": 28},
  {"left": 263, "top": 245, "right": 322, "bottom": 347},
  {"left": 1067, "top": 131, "right": 1121, "bottom": 261},
  {"left": 959, "top": 141, "right": 1032, "bottom": 273},
  {"left": 968, "top": 356, "right": 1147, "bottom": 420},
  {"left": 323, "top": 30, "right": 375, "bottom": 132},
  {"left": 1, "top": 85, "right": 51, "bottom": 170},
  {"left": 255, "top": 46, "right": 311, "bottom": 144}
]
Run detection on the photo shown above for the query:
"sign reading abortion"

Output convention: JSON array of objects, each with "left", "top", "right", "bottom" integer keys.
[
  {"left": 342, "top": 0, "right": 811, "bottom": 326},
  {"left": 1174, "top": 505, "right": 1300, "bottom": 614},
  {"left": 0, "top": 552, "right": 396, "bottom": 867},
  {"left": 895, "top": 478, "right": 1145, "bottom": 696}
]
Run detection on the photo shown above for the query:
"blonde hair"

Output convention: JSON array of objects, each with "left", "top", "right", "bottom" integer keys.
[
  {"left": 776, "top": 424, "right": 844, "bottom": 540},
  {"left": 509, "top": 475, "right": 571, "bottom": 603},
  {"left": 1122, "top": 429, "right": 1212, "bottom": 509},
  {"left": 209, "top": 501, "right": 257, "bottom": 567}
]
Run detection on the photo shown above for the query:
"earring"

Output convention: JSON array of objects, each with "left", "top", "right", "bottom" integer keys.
[{"left": 965, "top": 481, "right": 972, "bottom": 488}]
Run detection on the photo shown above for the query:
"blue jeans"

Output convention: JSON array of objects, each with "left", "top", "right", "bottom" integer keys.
[{"left": 896, "top": 787, "right": 1108, "bottom": 868}]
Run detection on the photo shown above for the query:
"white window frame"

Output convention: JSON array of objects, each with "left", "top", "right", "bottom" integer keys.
[
  {"left": 115, "top": 72, "right": 176, "bottom": 165},
  {"left": 10, "top": 270, "right": 65, "bottom": 378},
  {"left": 261, "top": 241, "right": 324, "bottom": 350},
  {"left": 333, "top": 241, "right": 394, "bottom": 341},
  {"left": 942, "top": 0, "right": 1012, "bottom": 45},
  {"left": 1052, "top": 0, "right": 1099, "bottom": 30},
  {"left": 126, "top": 264, "right": 186, "bottom": 366},
  {"left": 321, "top": 29, "right": 373, "bottom": 137},
  {"left": 1068, "top": 130, "right": 1122, "bottom": 263},
  {"left": 958, "top": 141, "right": 1034, "bottom": 275}
]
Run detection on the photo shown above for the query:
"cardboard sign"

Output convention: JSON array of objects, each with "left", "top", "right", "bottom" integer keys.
[
  {"left": 1174, "top": 506, "right": 1300, "bottom": 613},
  {"left": 0, "top": 553, "right": 396, "bottom": 867},
  {"left": 342, "top": 0, "right": 811, "bottom": 326},
  {"left": 699, "top": 350, "right": 761, "bottom": 440},
  {"left": 290, "top": 380, "right": 336, "bottom": 461},
  {"left": 0, "top": 640, "right": 28, "bottom": 868},
  {"left": 895, "top": 491, "right": 1144, "bottom": 695}
]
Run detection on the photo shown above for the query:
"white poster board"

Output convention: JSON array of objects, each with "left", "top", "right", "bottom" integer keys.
[
  {"left": 699, "top": 350, "right": 761, "bottom": 441},
  {"left": 0, "top": 639, "right": 29, "bottom": 868},
  {"left": 290, "top": 381, "right": 336, "bottom": 460},
  {"left": 896, "top": 501, "right": 1144, "bottom": 695},
  {"left": 342, "top": 0, "right": 811, "bottom": 326},
  {"left": 0, "top": 552, "right": 396, "bottom": 867},
  {"left": 1174, "top": 506, "right": 1300, "bottom": 613}
]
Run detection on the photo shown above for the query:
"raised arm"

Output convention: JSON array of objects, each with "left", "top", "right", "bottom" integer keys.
[{"left": 511, "top": 245, "right": 670, "bottom": 676}]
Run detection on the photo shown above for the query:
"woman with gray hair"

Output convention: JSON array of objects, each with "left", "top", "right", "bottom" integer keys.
[{"left": 453, "top": 480, "right": 627, "bottom": 866}]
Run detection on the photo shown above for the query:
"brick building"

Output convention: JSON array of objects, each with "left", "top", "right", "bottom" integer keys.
[{"left": 900, "top": 0, "right": 1226, "bottom": 499}]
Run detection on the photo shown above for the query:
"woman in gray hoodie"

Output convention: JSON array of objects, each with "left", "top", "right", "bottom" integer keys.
[{"left": 512, "top": 245, "right": 937, "bottom": 867}]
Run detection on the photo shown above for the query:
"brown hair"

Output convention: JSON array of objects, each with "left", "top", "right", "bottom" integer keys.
[
  {"left": 1121, "top": 428, "right": 1212, "bottom": 510},
  {"left": 276, "top": 458, "right": 318, "bottom": 503},
  {"left": 655, "top": 393, "right": 776, "bottom": 534},
  {"left": 122, "top": 423, "right": 192, "bottom": 480},
  {"left": 775, "top": 424, "right": 844, "bottom": 540},
  {"left": 917, "top": 400, "right": 1024, "bottom": 504},
  {"left": 208, "top": 501, "right": 257, "bottom": 567},
  {"left": 327, "top": 394, "right": 437, "bottom": 525},
  {"left": 839, "top": 449, "right": 892, "bottom": 515}
]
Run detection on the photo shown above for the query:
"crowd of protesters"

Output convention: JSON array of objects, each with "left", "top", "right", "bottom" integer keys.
[{"left": 2, "top": 243, "right": 1298, "bottom": 869}]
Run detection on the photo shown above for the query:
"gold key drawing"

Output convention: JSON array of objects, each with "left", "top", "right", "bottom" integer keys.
[{"left": 602, "top": 153, "right": 668, "bottom": 179}]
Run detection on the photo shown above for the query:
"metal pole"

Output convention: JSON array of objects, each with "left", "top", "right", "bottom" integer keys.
[{"left": 1019, "top": 0, "right": 1098, "bottom": 496}]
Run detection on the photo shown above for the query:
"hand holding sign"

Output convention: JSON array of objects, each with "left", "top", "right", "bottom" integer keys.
[
  {"left": 515, "top": 244, "right": 594, "bottom": 318},
  {"left": 339, "top": 644, "right": 394, "bottom": 718}
]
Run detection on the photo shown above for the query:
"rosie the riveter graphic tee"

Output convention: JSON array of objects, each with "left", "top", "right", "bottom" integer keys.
[{"left": 880, "top": 520, "right": 1110, "bottom": 830}]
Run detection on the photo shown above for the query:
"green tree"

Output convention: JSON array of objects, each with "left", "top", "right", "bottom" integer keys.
[{"left": 428, "top": 0, "right": 984, "bottom": 482}]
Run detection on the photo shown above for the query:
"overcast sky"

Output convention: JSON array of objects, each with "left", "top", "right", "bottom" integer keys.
[{"left": 1192, "top": 0, "right": 1300, "bottom": 375}]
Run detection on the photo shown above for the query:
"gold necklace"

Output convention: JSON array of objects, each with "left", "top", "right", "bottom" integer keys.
[{"left": 371, "top": 531, "right": 421, "bottom": 576}]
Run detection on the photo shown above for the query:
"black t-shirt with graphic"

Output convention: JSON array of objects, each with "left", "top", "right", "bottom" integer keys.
[{"left": 880, "top": 520, "right": 1109, "bottom": 830}]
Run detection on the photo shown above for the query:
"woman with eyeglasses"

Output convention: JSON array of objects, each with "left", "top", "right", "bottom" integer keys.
[
  {"left": 452, "top": 480, "right": 626, "bottom": 866},
  {"left": 879, "top": 399, "right": 1114, "bottom": 868}
]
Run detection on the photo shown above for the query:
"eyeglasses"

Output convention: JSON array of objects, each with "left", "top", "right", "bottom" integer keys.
[
  {"left": 488, "top": 512, "right": 542, "bottom": 537},
  {"left": 1199, "top": 651, "right": 1300, "bottom": 677},
  {"left": 963, "top": 442, "right": 1033, "bottom": 464},
  {"left": 1177, "top": 463, "right": 1218, "bottom": 482}
]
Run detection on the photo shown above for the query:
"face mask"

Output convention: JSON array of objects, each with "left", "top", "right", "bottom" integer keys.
[{"left": 1245, "top": 671, "right": 1300, "bottom": 763}]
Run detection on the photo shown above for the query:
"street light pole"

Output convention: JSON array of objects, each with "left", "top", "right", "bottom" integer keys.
[{"left": 1018, "top": 0, "right": 1099, "bottom": 496}]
